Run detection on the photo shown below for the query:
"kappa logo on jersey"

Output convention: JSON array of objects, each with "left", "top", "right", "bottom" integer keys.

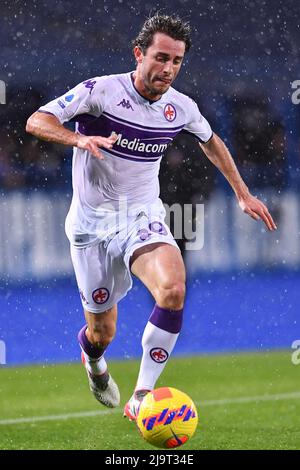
[
  {"left": 83, "top": 79, "right": 97, "bottom": 94},
  {"left": 117, "top": 99, "right": 134, "bottom": 110},
  {"left": 150, "top": 348, "right": 169, "bottom": 363},
  {"left": 92, "top": 287, "right": 110, "bottom": 304},
  {"left": 164, "top": 103, "right": 177, "bottom": 122}
]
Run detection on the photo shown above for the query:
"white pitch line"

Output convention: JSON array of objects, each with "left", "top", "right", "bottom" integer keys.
[
  {"left": 0, "top": 409, "right": 116, "bottom": 426},
  {"left": 199, "top": 391, "right": 300, "bottom": 406},
  {"left": 1, "top": 390, "right": 300, "bottom": 426}
]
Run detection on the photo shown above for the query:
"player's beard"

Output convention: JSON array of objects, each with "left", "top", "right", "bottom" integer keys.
[
  {"left": 145, "top": 75, "right": 171, "bottom": 98},
  {"left": 142, "top": 69, "right": 173, "bottom": 98}
]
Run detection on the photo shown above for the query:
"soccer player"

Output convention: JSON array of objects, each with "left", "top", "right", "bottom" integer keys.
[{"left": 26, "top": 14, "right": 277, "bottom": 420}]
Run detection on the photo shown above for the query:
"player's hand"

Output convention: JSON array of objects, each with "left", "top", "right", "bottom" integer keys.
[
  {"left": 76, "top": 132, "right": 118, "bottom": 159},
  {"left": 238, "top": 193, "right": 277, "bottom": 231}
]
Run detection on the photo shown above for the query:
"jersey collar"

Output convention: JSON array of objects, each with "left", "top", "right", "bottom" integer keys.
[{"left": 129, "top": 72, "right": 164, "bottom": 105}]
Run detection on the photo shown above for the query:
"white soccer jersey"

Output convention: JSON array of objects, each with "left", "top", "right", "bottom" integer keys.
[{"left": 39, "top": 72, "right": 213, "bottom": 244}]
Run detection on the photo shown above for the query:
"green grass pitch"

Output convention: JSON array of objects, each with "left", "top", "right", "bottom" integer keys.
[{"left": 0, "top": 350, "right": 299, "bottom": 450}]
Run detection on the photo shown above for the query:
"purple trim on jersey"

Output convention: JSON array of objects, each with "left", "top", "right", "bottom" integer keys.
[
  {"left": 78, "top": 113, "right": 177, "bottom": 160},
  {"left": 181, "top": 129, "right": 214, "bottom": 144},
  {"left": 78, "top": 113, "right": 178, "bottom": 139},
  {"left": 37, "top": 110, "right": 56, "bottom": 117},
  {"left": 104, "top": 147, "right": 161, "bottom": 162},
  {"left": 69, "top": 113, "right": 97, "bottom": 124},
  {"left": 102, "top": 111, "right": 184, "bottom": 132},
  {"left": 149, "top": 304, "right": 183, "bottom": 334},
  {"left": 78, "top": 325, "right": 106, "bottom": 359}
]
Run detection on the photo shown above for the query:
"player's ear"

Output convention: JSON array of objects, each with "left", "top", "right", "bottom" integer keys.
[{"left": 133, "top": 46, "right": 144, "bottom": 64}]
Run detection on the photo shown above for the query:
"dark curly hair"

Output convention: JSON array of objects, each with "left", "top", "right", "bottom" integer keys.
[{"left": 132, "top": 13, "right": 192, "bottom": 54}]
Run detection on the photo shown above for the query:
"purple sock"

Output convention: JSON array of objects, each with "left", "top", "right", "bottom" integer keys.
[
  {"left": 78, "top": 325, "right": 105, "bottom": 359},
  {"left": 148, "top": 304, "right": 183, "bottom": 334}
]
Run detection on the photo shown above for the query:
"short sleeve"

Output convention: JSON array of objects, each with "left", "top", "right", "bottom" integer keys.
[
  {"left": 183, "top": 98, "right": 213, "bottom": 143},
  {"left": 38, "top": 77, "right": 106, "bottom": 124}
]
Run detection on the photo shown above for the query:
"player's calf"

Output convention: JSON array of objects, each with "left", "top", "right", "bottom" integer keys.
[
  {"left": 86, "top": 322, "right": 116, "bottom": 349},
  {"left": 84, "top": 305, "right": 117, "bottom": 349},
  {"left": 78, "top": 324, "right": 120, "bottom": 407}
]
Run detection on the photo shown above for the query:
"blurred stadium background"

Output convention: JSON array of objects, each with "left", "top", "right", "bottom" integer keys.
[{"left": 0, "top": 0, "right": 299, "bottom": 367}]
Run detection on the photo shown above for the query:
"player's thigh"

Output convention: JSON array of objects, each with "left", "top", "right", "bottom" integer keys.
[
  {"left": 70, "top": 242, "right": 131, "bottom": 314},
  {"left": 130, "top": 242, "right": 186, "bottom": 295}
]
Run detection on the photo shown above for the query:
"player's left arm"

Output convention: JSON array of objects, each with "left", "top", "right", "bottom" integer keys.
[{"left": 200, "top": 133, "right": 277, "bottom": 231}]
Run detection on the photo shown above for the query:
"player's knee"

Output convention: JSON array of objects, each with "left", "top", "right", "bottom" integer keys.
[
  {"left": 156, "top": 282, "right": 186, "bottom": 310},
  {"left": 88, "top": 322, "right": 116, "bottom": 348}
]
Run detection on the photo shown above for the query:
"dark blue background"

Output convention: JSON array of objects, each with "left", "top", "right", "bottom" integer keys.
[{"left": 1, "top": 271, "right": 297, "bottom": 365}]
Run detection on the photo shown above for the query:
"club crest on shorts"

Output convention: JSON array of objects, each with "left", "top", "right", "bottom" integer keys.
[
  {"left": 150, "top": 348, "right": 169, "bottom": 363},
  {"left": 164, "top": 103, "right": 176, "bottom": 122},
  {"left": 92, "top": 287, "right": 110, "bottom": 304}
]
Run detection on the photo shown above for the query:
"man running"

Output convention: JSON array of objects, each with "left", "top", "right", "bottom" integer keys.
[{"left": 26, "top": 13, "right": 276, "bottom": 420}]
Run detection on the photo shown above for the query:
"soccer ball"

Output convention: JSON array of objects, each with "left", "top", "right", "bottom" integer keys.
[{"left": 136, "top": 387, "right": 198, "bottom": 449}]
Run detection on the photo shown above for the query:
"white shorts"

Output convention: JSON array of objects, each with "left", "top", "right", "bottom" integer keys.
[{"left": 70, "top": 210, "right": 179, "bottom": 314}]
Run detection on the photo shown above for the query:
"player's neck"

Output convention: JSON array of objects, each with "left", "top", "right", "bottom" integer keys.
[{"left": 132, "top": 72, "right": 162, "bottom": 102}]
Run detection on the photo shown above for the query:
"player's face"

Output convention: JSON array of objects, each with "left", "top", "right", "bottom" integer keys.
[{"left": 134, "top": 33, "right": 185, "bottom": 100}]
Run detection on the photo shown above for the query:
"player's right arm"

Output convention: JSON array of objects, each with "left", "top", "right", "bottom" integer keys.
[
  {"left": 26, "top": 77, "right": 117, "bottom": 159},
  {"left": 26, "top": 111, "right": 116, "bottom": 160}
]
